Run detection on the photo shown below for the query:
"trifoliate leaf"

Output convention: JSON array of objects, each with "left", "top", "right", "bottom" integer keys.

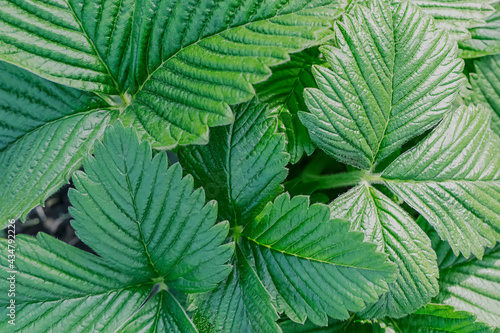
[
  {"left": 383, "top": 104, "right": 500, "bottom": 259},
  {"left": 256, "top": 48, "right": 324, "bottom": 163},
  {"left": 434, "top": 245, "right": 500, "bottom": 328},
  {"left": 0, "top": 61, "right": 114, "bottom": 223},
  {"left": 0, "top": 0, "right": 347, "bottom": 148},
  {"left": 330, "top": 185, "right": 439, "bottom": 318},
  {"left": 193, "top": 247, "right": 280, "bottom": 333},
  {"left": 470, "top": 54, "right": 500, "bottom": 136},
  {"left": 300, "top": 0, "right": 464, "bottom": 170},
  {"left": 460, "top": 3, "right": 500, "bottom": 58},
  {"left": 0, "top": 123, "right": 234, "bottom": 331},
  {"left": 242, "top": 193, "right": 398, "bottom": 326},
  {"left": 395, "top": 304, "right": 493, "bottom": 333},
  {"left": 178, "top": 98, "right": 289, "bottom": 226}
]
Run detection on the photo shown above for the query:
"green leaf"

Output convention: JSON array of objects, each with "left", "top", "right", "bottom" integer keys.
[
  {"left": 242, "top": 193, "right": 398, "bottom": 326},
  {"left": 0, "top": 61, "right": 113, "bottom": 222},
  {"left": 0, "top": 0, "right": 347, "bottom": 148},
  {"left": 395, "top": 304, "right": 493, "bottom": 333},
  {"left": 0, "top": 234, "right": 155, "bottom": 332},
  {"left": 0, "top": 0, "right": 126, "bottom": 93},
  {"left": 348, "top": 1, "right": 495, "bottom": 41},
  {"left": 470, "top": 54, "right": 500, "bottom": 136},
  {"left": 382, "top": 104, "right": 500, "bottom": 259},
  {"left": 178, "top": 98, "right": 289, "bottom": 226},
  {"left": 459, "top": 3, "right": 500, "bottom": 58},
  {"left": 403, "top": 0, "right": 495, "bottom": 41},
  {"left": 434, "top": 245, "right": 500, "bottom": 328},
  {"left": 256, "top": 48, "right": 324, "bottom": 163},
  {"left": 300, "top": 0, "right": 464, "bottom": 170},
  {"left": 0, "top": 123, "right": 234, "bottom": 331},
  {"left": 278, "top": 317, "right": 386, "bottom": 333},
  {"left": 69, "top": 123, "right": 233, "bottom": 291},
  {"left": 330, "top": 185, "right": 439, "bottom": 318},
  {"left": 193, "top": 247, "right": 280, "bottom": 333}
]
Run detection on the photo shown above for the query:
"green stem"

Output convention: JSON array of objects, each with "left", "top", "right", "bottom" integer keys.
[{"left": 302, "top": 170, "right": 383, "bottom": 190}]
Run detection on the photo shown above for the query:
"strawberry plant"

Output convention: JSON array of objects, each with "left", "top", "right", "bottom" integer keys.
[{"left": 0, "top": 0, "right": 499, "bottom": 332}]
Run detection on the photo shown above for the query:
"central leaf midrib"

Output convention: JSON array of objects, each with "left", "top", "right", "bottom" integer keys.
[
  {"left": 63, "top": 0, "right": 122, "bottom": 94},
  {"left": 131, "top": 1, "right": 324, "bottom": 98},
  {"left": 243, "top": 236, "right": 384, "bottom": 271},
  {"left": 0, "top": 107, "right": 117, "bottom": 153}
]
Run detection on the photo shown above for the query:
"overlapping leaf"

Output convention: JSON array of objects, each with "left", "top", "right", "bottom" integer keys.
[
  {"left": 330, "top": 185, "right": 438, "bottom": 318},
  {"left": 0, "top": 61, "right": 114, "bottom": 222},
  {"left": 193, "top": 248, "right": 280, "bottom": 333},
  {"left": 383, "top": 104, "right": 500, "bottom": 259},
  {"left": 256, "top": 48, "right": 323, "bottom": 163},
  {"left": 242, "top": 193, "right": 397, "bottom": 326},
  {"left": 178, "top": 98, "right": 289, "bottom": 225},
  {"left": 0, "top": 234, "right": 153, "bottom": 332},
  {"left": 433, "top": 244, "right": 500, "bottom": 328},
  {"left": 396, "top": 304, "right": 493, "bottom": 333},
  {"left": 300, "top": 0, "right": 464, "bottom": 170},
  {"left": 471, "top": 54, "right": 500, "bottom": 136},
  {"left": 0, "top": 0, "right": 347, "bottom": 150},
  {"left": 460, "top": 3, "right": 500, "bottom": 58},
  {"left": 0, "top": 123, "right": 233, "bottom": 331},
  {"left": 404, "top": 0, "right": 495, "bottom": 41}
]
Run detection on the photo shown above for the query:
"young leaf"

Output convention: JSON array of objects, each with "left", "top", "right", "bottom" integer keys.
[
  {"left": 0, "top": 0, "right": 347, "bottom": 148},
  {"left": 470, "top": 54, "right": 500, "bottom": 136},
  {"left": 178, "top": 98, "right": 289, "bottom": 226},
  {"left": 242, "top": 193, "right": 398, "bottom": 326},
  {"left": 193, "top": 247, "right": 280, "bottom": 333},
  {"left": 383, "top": 104, "right": 500, "bottom": 259},
  {"left": 395, "top": 304, "right": 493, "bottom": 333},
  {"left": 256, "top": 48, "right": 324, "bottom": 163},
  {"left": 459, "top": 3, "right": 500, "bottom": 58},
  {"left": 434, "top": 245, "right": 500, "bottom": 328},
  {"left": 0, "top": 123, "right": 234, "bottom": 331},
  {"left": 330, "top": 185, "right": 439, "bottom": 318},
  {"left": 300, "top": 0, "right": 464, "bottom": 170},
  {"left": 0, "top": 61, "right": 114, "bottom": 222}
]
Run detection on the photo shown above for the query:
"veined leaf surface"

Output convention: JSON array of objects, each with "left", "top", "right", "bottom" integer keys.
[
  {"left": 242, "top": 193, "right": 397, "bottom": 326},
  {"left": 383, "top": 104, "right": 500, "bottom": 259},
  {"left": 300, "top": 0, "right": 464, "bottom": 170},
  {"left": 471, "top": 54, "right": 500, "bottom": 136},
  {"left": 0, "top": 61, "right": 114, "bottom": 222},
  {"left": 330, "top": 185, "right": 438, "bottom": 318},
  {"left": 0, "top": 123, "right": 234, "bottom": 331},
  {"left": 179, "top": 98, "right": 289, "bottom": 226},
  {"left": 0, "top": 0, "right": 347, "bottom": 149},
  {"left": 459, "top": 3, "right": 500, "bottom": 58}
]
